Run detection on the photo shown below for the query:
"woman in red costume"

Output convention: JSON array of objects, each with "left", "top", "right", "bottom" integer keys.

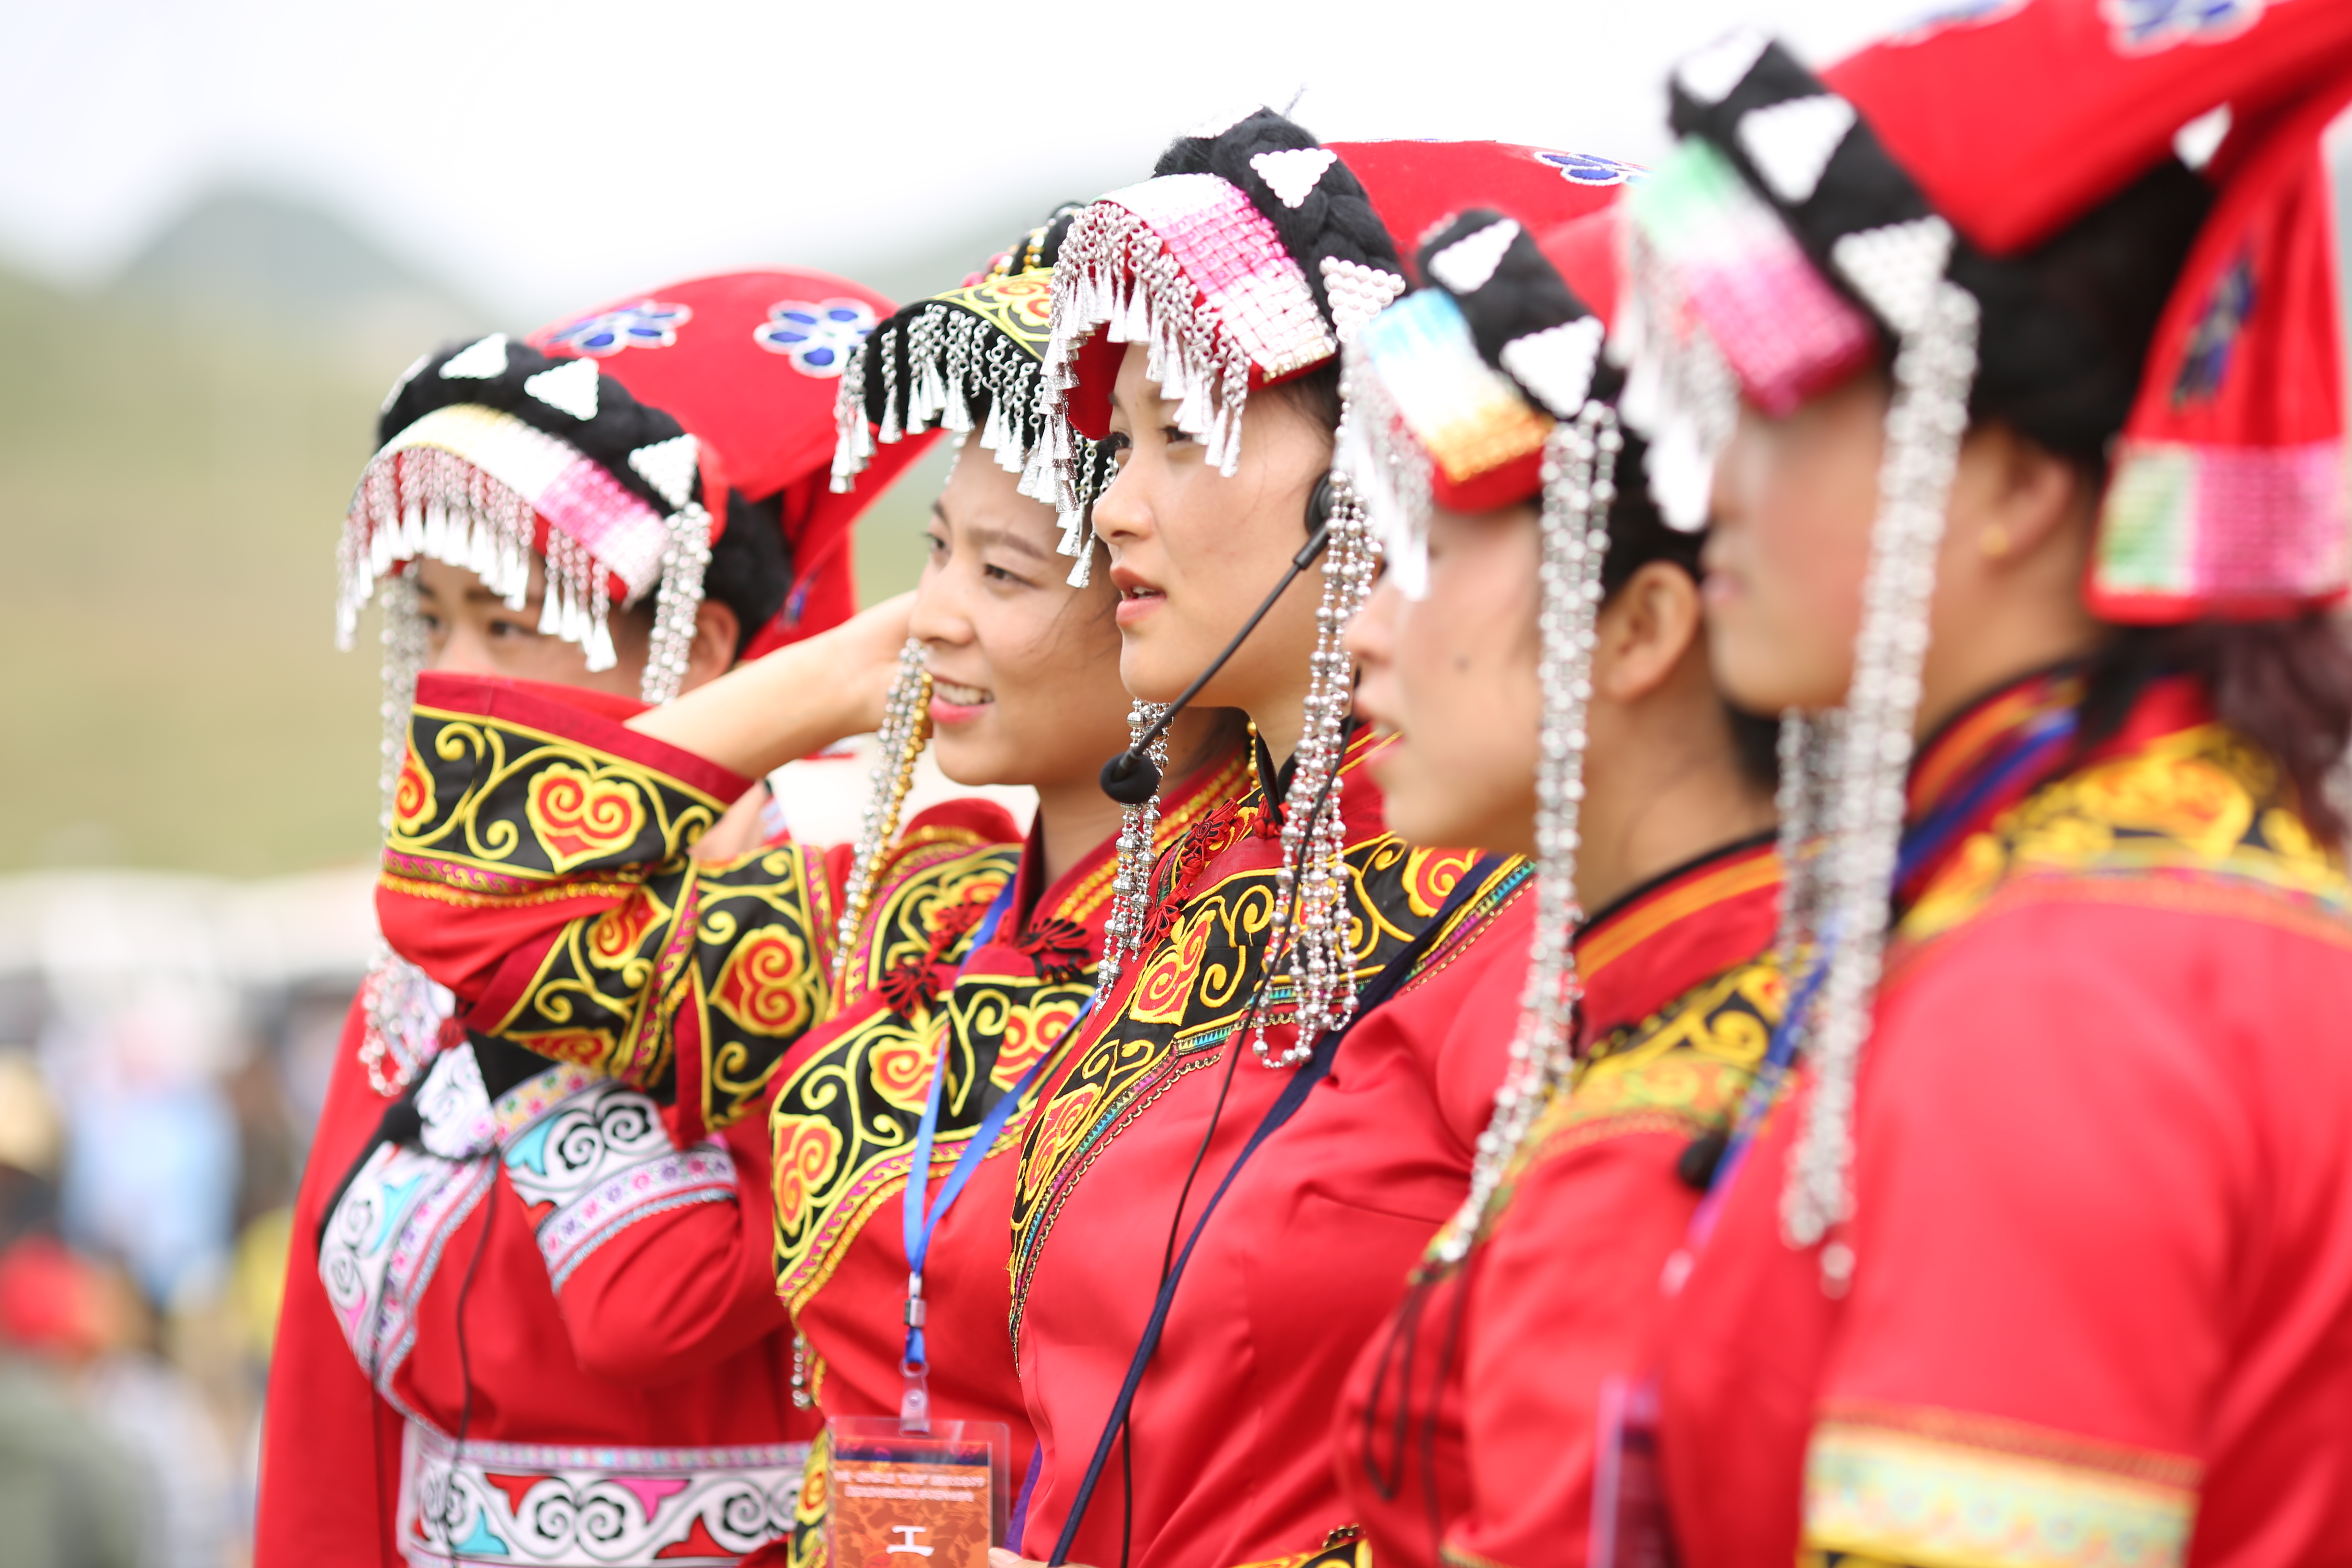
[
  {"left": 1609, "top": 3, "right": 2352, "bottom": 1561},
  {"left": 261, "top": 270, "right": 931, "bottom": 1567},
  {"left": 994, "top": 114, "right": 1637, "bottom": 1568},
  {"left": 368, "top": 216, "right": 1250, "bottom": 1567},
  {"left": 1311, "top": 201, "right": 1782, "bottom": 1568}
]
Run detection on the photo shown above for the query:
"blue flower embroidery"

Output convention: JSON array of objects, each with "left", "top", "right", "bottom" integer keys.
[
  {"left": 2103, "top": 0, "right": 2265, "bottom": 52},
  {"left": 1536, "top": 151, "right": 1646, "bottom": 187},
  {"left": 546, "top": 301, "right": 693, "bottom": 357},
  {"left": 1887, "top": 0, "right": 2027, "bottom": 44},
  {"left": 754, "top": 299, "right": 877, "bottom": 378}
]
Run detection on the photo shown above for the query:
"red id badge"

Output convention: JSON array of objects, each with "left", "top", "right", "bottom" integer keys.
[{"left": 828, "top": 1417, "right": 1009, "bottom": 1568}]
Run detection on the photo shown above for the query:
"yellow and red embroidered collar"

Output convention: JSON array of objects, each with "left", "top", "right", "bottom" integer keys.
[{"left": 1576, "top": 836, "right": 1780, "bottom": 1042}]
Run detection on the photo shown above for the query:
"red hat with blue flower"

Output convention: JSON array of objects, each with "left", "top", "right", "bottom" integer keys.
[
  {"left": 339, "top": 268, "right": 936, "bottom": 706},
  {"left": 1619, "top": 0, "right": 2352, "bottom": 621}
]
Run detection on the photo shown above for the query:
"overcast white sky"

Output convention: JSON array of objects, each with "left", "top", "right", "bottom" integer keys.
[{"left": 2, "top": 0, "right": 1915, "bottom": 322}]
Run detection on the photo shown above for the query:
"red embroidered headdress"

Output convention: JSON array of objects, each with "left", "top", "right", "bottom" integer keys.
[
  {"left": 1042, "top": 112, "right": 1651, "bottom": 1049},
  {"left": 1615, "top": 0, "right": 2352, "bottom": 1258},
  {"left": 338, "top": 270, "right": 933, "bottom": 701},
  {"left": 1345, "top": 198, "right": 1628, "bottom": 593},
  {"left": 1621, "top": 0, "right": 2352, "bottom": 620}
]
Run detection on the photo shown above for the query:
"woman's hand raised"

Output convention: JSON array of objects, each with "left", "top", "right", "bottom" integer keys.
[{"left": 628, "top": 592, "right": 916, "bottom": 780}]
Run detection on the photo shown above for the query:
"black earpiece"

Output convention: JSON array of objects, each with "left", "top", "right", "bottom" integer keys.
[{"left": 1305, "top": 473, "right": 1334, "bottom": 536}]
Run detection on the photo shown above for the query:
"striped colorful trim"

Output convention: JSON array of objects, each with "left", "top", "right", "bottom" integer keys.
[
  {"left": 1355, "top": 290, "right": 1551, "bottom": 486},
  {"left": 2093, "top": 435, "right": 2352, "bottom": 618},
  {"left": 1626, "top": 138, "right": 1878, "bottom": 416},
  {"left": 1579, "top": 846, "right": 1782, "bottom": 981},
  {"left": 1806, "top": 1410, "right": 2198, "bottom": 1568}
]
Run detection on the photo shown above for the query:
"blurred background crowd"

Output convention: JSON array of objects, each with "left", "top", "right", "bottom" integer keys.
[{"left": 0, "top": 0, "right": 2163, "bottom": 1561}]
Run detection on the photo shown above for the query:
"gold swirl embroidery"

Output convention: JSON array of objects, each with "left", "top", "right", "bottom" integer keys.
[
  {"left": 1901, "top": 723, "right": 2348, "bottom": 948},
  {"left": 394, "top": 745, "right": 436, "bottom": 833},
  {"left": 525, "top": 762, "right": 646, "bottom": 871},
  {"left": 709, "top": 924, "right": 817, "bottom": 1038},
  {"left": 391, "top": 707, "right": 724, "bottom": 882},
  {"left": 1477, "top": 956, "right": 1782, "bottom": 1239},
  {"left": 774, "top": 1116, "right": 844, "bottom": 1235}
]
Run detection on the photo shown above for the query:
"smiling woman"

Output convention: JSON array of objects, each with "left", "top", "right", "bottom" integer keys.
[
  {"left": 914, "top": 453, "right": 1140, "bottom": 872},
  {"left": 263, "top": 267, "right": 922, "bottom": 1568},
  {"left": 365, "top": 206, "right": 1253, "bottom": 1568}
]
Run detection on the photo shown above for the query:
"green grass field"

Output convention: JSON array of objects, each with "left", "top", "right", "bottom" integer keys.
[{"left": 0, "top": 266, "right": 948, "bottom": 877}]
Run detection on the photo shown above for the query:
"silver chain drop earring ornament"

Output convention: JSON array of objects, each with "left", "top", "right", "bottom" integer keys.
[
  {"left": 1252, "top": 463, "right": 1380, "bottom": 1067},
  {"left": 833, "top": 639, "right": 934, "bottom": 991},
  {"left": 641, "top": 503, "right": 714, "bottom": 704},
  {"left": 1782, "top": 280, "right": 1980, "bottom": 1276},
  {"left": 1098, "top": 701, "right": 1173, "bottom": 998},
  {"left": 1426, "top": 409, "right": 1619, "bottom": 1264},
  {"left": 1771, "top": 708, "right": 1843, "bottom": 980}
]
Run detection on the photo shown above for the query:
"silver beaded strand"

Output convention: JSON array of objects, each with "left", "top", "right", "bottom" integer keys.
[
  {"left": 1250, "top": 463, "right": 1380, "bottom": 1067},
  {"left": 641, "top": 503, "right": 714, "bottom": 705},
  {"left": 832, "top": 639, "right": 934, "bottom": 990},
  {"left": 1781, "top": 279, "right": 1980, "bottom": 1276},
  {"left": 1098, "top": 701, "right": 1173, "bottom": 998},
  {"left": 1770, "top": 708, "right": 1843, "bottom": 980},
  {"left": 1427, "top": 408, "right": 1620, "bottom": 1265}
]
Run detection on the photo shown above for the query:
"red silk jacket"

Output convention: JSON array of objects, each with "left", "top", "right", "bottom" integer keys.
[
  {"left": 1656, "top": 675, "right": 2352, "bottom": 1568},
  {"left": 1008, "top": 729, "right": 1532, "bottom": 1568},
  {"left": 1331, "top": 837, "right": 1781, "bottom": 1568}
]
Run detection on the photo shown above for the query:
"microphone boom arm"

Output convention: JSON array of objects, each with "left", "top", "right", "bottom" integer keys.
[{"left": 1098, "top": 518, "right": 1334, "bottom": 804}]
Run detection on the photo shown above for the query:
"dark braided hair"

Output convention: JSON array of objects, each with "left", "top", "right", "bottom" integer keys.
[{"left": 1152, "top": 108, "right": 1405, "bottom": 340}]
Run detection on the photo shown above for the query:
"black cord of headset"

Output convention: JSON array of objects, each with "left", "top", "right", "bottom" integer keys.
[
  {"left": 1115, "top": 746, "right": 1347, "bottom": 1568},
  {"left": 1102, "top": 478, "right": 1342, "bottom": 1568}
]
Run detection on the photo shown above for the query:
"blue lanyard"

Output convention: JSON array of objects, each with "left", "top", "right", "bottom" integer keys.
[{"left": 900, "top": 879, "right": 1098, "bottom": 1372}]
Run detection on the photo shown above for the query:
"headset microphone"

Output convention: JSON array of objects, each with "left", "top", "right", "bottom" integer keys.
[{"left": 1098, "top": 477, "right": 1337, "bottom": 805}]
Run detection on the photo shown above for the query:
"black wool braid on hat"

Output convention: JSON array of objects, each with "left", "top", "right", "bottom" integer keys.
[
  {"left": 1668, "top": 38, "right": 2154, "bottom": 468},
  {"left": 1414, "top": 208, "right": 1626, "bottom": 412},
  {"left": 1153, "top": 108, "right": 1404, "bottom": 326}
]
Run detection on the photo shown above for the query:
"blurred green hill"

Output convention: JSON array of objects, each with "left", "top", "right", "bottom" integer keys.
[{"left": 0, "top": 189, "right": 1015, "bottom": 876}]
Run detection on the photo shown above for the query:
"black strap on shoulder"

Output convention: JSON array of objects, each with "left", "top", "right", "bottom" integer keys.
[{"left": 1048, "top": 854, "right": 1511, "bottom": 1564}]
